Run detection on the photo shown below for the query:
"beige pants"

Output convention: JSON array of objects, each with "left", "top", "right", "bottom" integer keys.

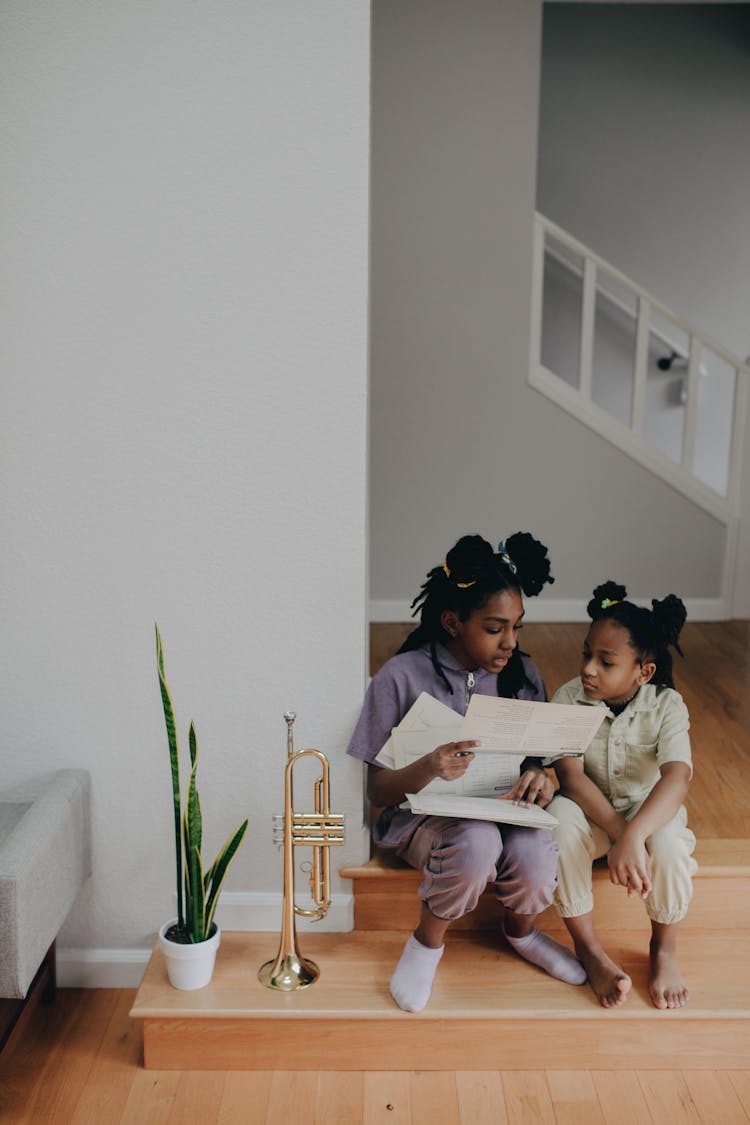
[{"left": 547, "top": 794, "right": 697, "bottom": 925}]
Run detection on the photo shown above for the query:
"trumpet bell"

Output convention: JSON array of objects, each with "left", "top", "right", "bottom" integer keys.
[{"left": 258, "top": 950, "right": 320, "bottom": 991}]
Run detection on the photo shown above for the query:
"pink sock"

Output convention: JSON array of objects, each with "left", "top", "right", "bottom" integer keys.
[{"left": 503, "top": 922, "right": 586, "bottom": 985}]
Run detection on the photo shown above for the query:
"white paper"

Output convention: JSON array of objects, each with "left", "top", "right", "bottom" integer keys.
[
  {"left": 405, "top": 792, "right": 559, "bottom": 829},
  {"left": 373, "top": 692, "right": 520, "bottom": 798},
  {"left": 374, "top": 692, "right": 461, "bottom": 769},
  {"left": 459, "top": 695, "right": 607, "bottom": 757},
  {"left": 391, "top": 726, "right": 518, "bottom": 797}
]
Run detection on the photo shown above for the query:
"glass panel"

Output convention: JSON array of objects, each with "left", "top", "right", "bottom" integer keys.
[
  {"left": 692, "top": 345, "right": 736, "bottom": 497},
  {"left": 591, "top": 271, "right": 637, "bottom": 425},
  {"left": 644, "top": 310, "right": 689, "bottom": 466},
  {"left": 540, "top": 234, "right": 583, "bottom": 389}
]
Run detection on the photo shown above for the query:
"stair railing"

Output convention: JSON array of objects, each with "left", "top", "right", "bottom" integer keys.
[{"left": 529, "top": 212, "right": 749, "bottom": 529}]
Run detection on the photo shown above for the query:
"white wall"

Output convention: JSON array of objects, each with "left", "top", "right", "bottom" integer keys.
[
  {"left": 369, "top": 0, "right": 726, "bottom": 620},
  {"left": 0, "top": 1, "right": 370, "bottom": 973}
]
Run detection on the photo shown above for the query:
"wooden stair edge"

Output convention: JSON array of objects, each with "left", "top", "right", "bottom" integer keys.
[
  {"left": 131, "top": 931, "right": 750, "bottom": 1071},
  {"left": 339, "top": 837, "right": 750, "bottom": 881}
]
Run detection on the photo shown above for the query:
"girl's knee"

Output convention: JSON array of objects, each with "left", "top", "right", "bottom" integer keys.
[
  {"left": 646, "top": 823, "right": 696, "bottom": 872},
  {"left": 548, "top": 794, "right": 591, "bottom": 854},
  {"left": 440, "top": 820, "right": 503, "bottom": 879},
  {"left": 501, "top": 826, "right": 559, "bottom": 883}
]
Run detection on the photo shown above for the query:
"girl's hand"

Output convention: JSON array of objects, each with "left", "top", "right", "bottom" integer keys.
[
  {"left": 500, "top": 768, "right": 555, "bottom": 808},
  {"left": 607, "top": 830, "right": 652, "bottom": 898},
  {"left": 428, "top": 741, "right": 477, "bottom": 781}
]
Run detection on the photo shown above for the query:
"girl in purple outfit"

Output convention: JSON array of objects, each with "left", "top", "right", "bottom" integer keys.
[{"left": 347, "top": 531, "right": 586, "bottom": 1011}]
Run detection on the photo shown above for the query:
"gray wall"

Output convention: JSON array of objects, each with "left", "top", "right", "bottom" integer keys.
[
  {"left": 538, "top": 3, "right": 750, "bottom": 363},
  {"left": 369, "top": 0, "right": 726, "bottom": 616}
]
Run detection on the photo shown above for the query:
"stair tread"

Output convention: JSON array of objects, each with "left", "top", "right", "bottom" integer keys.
[
  {"left": 340, "top": 836, "right": 750, "bottom": 880},
  {"left": 131, "top": 929, "right": 750, "bottom": 1022}
]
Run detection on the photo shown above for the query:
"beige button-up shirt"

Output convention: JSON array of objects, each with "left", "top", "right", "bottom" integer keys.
[{"left": 549, "top": 678, "right": 692, "bottom": 813}]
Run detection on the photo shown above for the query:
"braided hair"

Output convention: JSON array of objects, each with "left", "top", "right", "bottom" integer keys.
[
  {"left": 586, "top": 581, "right": 687, "bottom": 688},
  {"left": 398, "top": 531, "right": 555, "bottom": 697}
]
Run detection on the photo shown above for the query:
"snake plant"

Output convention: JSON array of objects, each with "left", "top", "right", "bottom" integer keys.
[{"left": 156, "top": 624, "right": 249, "bottom": 943}]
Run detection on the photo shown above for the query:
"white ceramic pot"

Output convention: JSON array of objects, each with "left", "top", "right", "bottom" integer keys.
[{"left": 158, "top": 920, "right": 221, "bottom": 990}]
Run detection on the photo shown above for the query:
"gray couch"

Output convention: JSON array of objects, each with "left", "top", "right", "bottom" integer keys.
[{"left": 0, "top": 769, "right": 91, "bottom": 1000}]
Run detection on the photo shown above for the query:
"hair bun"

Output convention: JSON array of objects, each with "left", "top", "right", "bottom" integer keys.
[
  {"left": 444, "top": 534, "right": 494, "bottom": 586},
  {"left": 503, "top": 531, "right": 555, "bottom": 598},
  {"left": 587, "top": 581, "right": 628, "bottom": 620},
  {"left": 651, "top": 594, "right": 687, "bottom": 651}
]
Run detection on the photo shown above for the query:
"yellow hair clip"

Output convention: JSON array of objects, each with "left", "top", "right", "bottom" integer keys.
[
  {"left": 601, "top": 597, "right": 620, "bottom": 610},
  {"left": 442, "top": 562, "right": 476, "bottom": 588}
]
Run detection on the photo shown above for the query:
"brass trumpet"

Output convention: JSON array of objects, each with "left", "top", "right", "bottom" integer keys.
[{"left": 258, "top": 712, "right": 345, "bottom": 990}]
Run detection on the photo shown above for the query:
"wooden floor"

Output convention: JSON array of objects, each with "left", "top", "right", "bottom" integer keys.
[
  {"left": 2, "top": 987, "right": 750, "bottom": 1122},
  {"left": 1, "top": 622, "right": 748, "bottom": 1123}
]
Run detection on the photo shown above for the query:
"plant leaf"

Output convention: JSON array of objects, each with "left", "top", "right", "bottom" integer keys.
[
  {"left": 155, "top": 624, "right": 184, "bottom": 929},
  {"left": 185, "top": 738, "right": 202, "bottom": 856},
  {"left": 185, "top": 837, "right": 205, "bottom": 942},
  {"left": 204, "top": 818, "right": 249, "bottom": 934}
]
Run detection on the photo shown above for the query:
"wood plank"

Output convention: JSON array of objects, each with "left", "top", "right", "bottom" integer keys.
[
  {"left": 591, "top": 1071, "right": 653, "bottom": 1125},
  {"left": 217, "top": 1072, "right": 274, "bottom": 1125},
  {"left": 730, "top": 1072, "right": 750, "bottom": 1117},
  {"left": 11, "top": 989, "right": 118, "bottom": 1125},
  {"left": 140, "top": 1015, "right": 750, "bottom": 1072},
  {"left": 363, "top": 1072, "right": 412, "bottom": 1124},
  {"left": 682, "top": 1071, "right": 750, "bottom": 1123},
  {"left": 68, "top": 990, "right": 142, "bottom": 1125},
  {"left": 501, "top": 1072, "right": 556, "bottom": 1125},
  {"left": 167, "top": 1071, "right": 226, "bottom": 1124},
  {"left": 636, "top": 1071, "right": 702, "bottom": 1123},
  {"left": 0, "top": 989, "right": 80, "bottom": 1125},
  {"left": 545, "top": 1071, "right": 605, "bottom": 1124},
  {"left": 409, "top": 1071, "right": 459, "bottom": 1125},
  {"left": 265, "top": 1072, "right": 319, "bottom": 1123},
  {"left": 314, "top": 1072, "right": 365, "bottom": 1124},
  {"left": 347, "top": 870, "right": 750, "bottom": 933},
  {"left": 455, "top": 1072, "right": 508, "bottom": 1125},
  {"left": 118, "top": 1069, "right": 181, "bottom": 1125}
]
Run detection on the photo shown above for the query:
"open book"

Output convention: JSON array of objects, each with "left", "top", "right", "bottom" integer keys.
[{"left": 374, "top": 691, "right": 606, "bottom": 828}]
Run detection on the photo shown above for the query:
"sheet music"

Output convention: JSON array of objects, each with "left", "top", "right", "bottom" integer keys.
[
  {"left": 373, "top": 692, "right": 518, "bottom": 797},
  {"left": 459, "top": 695, "right": 607, "bottom": 757}
]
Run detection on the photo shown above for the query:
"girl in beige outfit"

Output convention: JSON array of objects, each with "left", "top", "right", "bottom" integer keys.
[{"left": 547, "top": 581, "right": 695, "bottom": 1011}]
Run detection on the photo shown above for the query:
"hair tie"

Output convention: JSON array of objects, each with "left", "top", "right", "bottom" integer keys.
[
  {"left": 442, "top": 561, "right": 476, "bottom": 589},
  {"left": 601, "top": 597, "right": 620, "bottom": 610},
  {"left": 497, "top": 540, "right": 518, "bottom": 575}
]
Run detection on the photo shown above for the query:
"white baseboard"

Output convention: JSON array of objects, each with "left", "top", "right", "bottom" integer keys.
[
  {"left": 57, "top": 947, "right": 151, "bottom": 989},
  {"left": 56, "top": 892, "right": 354, "bottom": 989},
  {"left": 370, "top": 597, "right": 728, "bottom": 624},
  {"left": 215, "top": 891, "right": 353, "bottom": 934}
]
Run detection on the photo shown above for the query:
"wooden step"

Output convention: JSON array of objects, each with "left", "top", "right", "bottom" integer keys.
[
  {"left": 130, "top": 929, "right": 750, "bottom": 1071},
  {"left": 340, "top": 838, "right": 750, "bottom": 932}
]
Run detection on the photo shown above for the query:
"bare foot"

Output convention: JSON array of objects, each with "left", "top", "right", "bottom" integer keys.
[
  {"left": 578, "top": 946, "right": 631, "bottom": 1009},
  {"left": 649, "top": 947, "right": 688, "bottom": 1009}
]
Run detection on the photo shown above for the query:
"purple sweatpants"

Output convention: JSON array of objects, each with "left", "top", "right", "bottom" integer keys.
[{"left": 393, "top": 816, "right": 559, "bottom": 922}]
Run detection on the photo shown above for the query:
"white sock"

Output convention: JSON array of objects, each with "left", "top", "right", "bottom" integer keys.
[
  {"left": 389, "top": 933, "right": 445, "bottom": 1012},
  {"left": 502, "top": 922, "right": 587, "bottom": 985}
]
